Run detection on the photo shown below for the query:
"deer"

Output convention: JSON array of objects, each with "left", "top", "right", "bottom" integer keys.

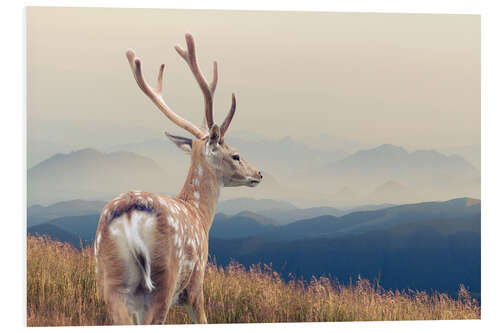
[{"left": 94, "top": 33, "right": 262, "bottom": 325}]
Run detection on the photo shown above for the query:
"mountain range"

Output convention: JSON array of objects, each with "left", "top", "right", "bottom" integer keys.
[
  {"left": 27, "top": 197, "right": 394, "bottom": 229},
  {"left": 29, "top": 197, "right": 479, "bottom": 244},
  {"left": 306, "top": 144, "right": 480, "bottom": 203},
  {"left": 28, "top": 149, "right": 174, "bottom": 205},
  {"left": 27, "top": 142, "right": 480, "bottom": 207},
  {"left": 209, "top": 213, "right": 480, "bottom": 297},
  {"left": 27, "top": 197, "right": 480, "bottom": 298},
  {"left": 212, "top": 197, "right": 479, "bottom": 241}
]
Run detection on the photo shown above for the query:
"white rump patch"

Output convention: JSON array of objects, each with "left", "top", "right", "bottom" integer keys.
[
  {"left": 194, "top": 191, "right": 200, "bottom": 200},
  {"left": 110, "top": 224, "right": 120, "bottom": 236},
  {"left": 107, "top": 211, "right": 156, "bottom": 292},
  {"left": 144, "top": 215, "right": 155, "bottom": 228}
]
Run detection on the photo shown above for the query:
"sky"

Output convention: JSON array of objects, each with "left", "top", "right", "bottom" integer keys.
[{"left": 27, "top": 7, "right": 480, "bottom": 150}]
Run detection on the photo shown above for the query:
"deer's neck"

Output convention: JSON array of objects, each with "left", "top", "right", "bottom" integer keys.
[{"left": 177, "top": 142, "right": 221, "bottom": 232}]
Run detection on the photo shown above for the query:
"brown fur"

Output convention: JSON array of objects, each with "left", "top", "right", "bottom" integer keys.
[{"left": 95, "top": 140, "right": 225, "bottom": 325}]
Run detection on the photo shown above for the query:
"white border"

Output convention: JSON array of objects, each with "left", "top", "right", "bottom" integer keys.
[{"left": 3, "top": 1, "right": 499, "bottom": 332}]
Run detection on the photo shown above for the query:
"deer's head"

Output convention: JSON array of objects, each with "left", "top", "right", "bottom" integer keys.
[{"left": 126, "top": 33, "right": 262, "bottom": 188}]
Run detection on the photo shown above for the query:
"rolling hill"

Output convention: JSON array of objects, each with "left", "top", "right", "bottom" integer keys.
[
  {"left": 27, "top": 214, "right": 100, "bottom": 247},
  {"left": 28, "top": 199, "right": 107, "bottom": 226},
  {"left": 27, "top": 223, "right": 82, "bottom": 247},
  {"left": 209, "top": 212, "right": 480, "bottom": 297},
  {"left": 255, "top": 197, "right": 480, "bottom": 241},
  {"left": 28, "top": 197, "right": 480, "bottom": 248}
]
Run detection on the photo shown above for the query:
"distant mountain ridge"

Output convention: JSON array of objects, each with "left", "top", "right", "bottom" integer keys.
[
  {"left": 28, "top": 141, "right": 480, "bottom": 207},
  {"left": 310, "top": 144, "right": 480, "bottom": 203},
  {"left": 27, "top": 197, "right": 481, "bottom": 297},
  {"left": 370, "top": 180, "right": 420, "bottom": 203},
  {"left": 28, "top": 196, "right": 394, "bottom": 229},
  {"left": 28, "top": 149, "right": 172, "bottom": 205},
  {"left": 28, "top": 197, "right": 480, "bottom": 246},
  {"left": 216, "top": 198, "right": 297, "bottom": 215},
  {"left": 209, "top": 213, "right": 480, "bottom": 297},
  {"left": 28, "top": 199, "right": 107, "bottom": 226},
  {"left": 214, "top": 197, "right": 480, "bottom": 241}
]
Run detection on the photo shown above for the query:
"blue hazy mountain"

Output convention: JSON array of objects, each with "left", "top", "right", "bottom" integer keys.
[
  {"left": 216, "top": 197, "right": 297, "bottom": 216},
  {"left": 272, "top": 197, "right": 479, "bottom": 240},
  {"left": 30, "top": 197, "right": 480, "bottom": 248},
  {"left": 210, "top": 213, "right": 277, "bottom": 239},
  {"left": 209, "top": 213, "right": 480, "bottom": 297},
  {"left": 256, "top": 206, "right": 345, "bottom": 225},
  {"left": 28, "top": 199, "right": 107, "bottom": 226},
  {"left": 28, "top": 214, "right": 101, "bottom": 245},
  {"left": 28, "top": 223, "right": 83, "bottom": 247},
  {"left": 27, "top": 198, "right": 481, "bottom": 297}
]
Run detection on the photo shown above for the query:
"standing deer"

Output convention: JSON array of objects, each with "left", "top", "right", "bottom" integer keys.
[{"left": 94, "top": 33, "right": 262, "bottom": 325}]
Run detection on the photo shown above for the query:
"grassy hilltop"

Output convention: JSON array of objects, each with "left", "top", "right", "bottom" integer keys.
[{"left": 27, "top": 236, "right": 480, "bottom": 326}]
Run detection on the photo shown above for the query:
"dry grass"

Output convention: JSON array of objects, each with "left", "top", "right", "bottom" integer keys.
[{"left": 27, "top": 235, "right": 480, "bottom": 326}]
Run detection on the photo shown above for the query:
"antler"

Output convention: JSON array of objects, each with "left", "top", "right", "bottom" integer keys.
[
  {"left": 126, "top": 34, "right": 238, "bottom": 140},
  {"left": 220, "top": 93, "right": 236, "bottom": 137},
  {"left": 126, "top": 49, "right": 207, "bottom": 139},
  {"left": 174, "top": 33, "right": 218, "bottom": 130}
]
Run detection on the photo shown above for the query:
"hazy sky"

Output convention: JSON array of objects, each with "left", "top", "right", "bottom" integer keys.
[{"left": 27, "top": 7, "right": 480, "bottom": 150}]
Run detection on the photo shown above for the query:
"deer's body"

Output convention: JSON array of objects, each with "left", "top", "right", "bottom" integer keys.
[
  {"left": 96, "top": 142, "right": 219, "bottom": 324},
  {"left": 95, "top": 34, "right": 261, "bottom": 325}
]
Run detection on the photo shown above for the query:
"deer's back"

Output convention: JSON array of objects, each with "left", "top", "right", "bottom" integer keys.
[{"left": 94, "top": 191, "right": 208, "bottom": 301}]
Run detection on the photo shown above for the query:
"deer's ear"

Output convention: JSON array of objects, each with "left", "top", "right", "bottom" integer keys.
[
  {"left": 208, "top": 124, "right": 221, "bottom": 147},
  {"left": 165, "top": 132, "right": 192, "bottom": 153}
]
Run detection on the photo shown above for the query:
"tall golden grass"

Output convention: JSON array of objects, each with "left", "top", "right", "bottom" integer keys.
[{"left": 27, "top": 235, "right": 480, "bottom": 326}]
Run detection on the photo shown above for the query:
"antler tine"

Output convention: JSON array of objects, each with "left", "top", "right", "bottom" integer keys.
[
  {"left": 220, "top": 93, "right": 236, "bottom": 137},
  {"left": 126, "top": 49, "right": 206, "bottom": 139},
  {"left": 175, "top": 33, "right": 217, "bottom": 130},
  {"left": 210, "top": 61, "right": 218, "bottom": 94}
]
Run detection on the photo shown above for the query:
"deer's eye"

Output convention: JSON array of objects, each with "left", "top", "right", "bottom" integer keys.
[{"left": 232, "top": 154, "right": 240, "bottom": 161}]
